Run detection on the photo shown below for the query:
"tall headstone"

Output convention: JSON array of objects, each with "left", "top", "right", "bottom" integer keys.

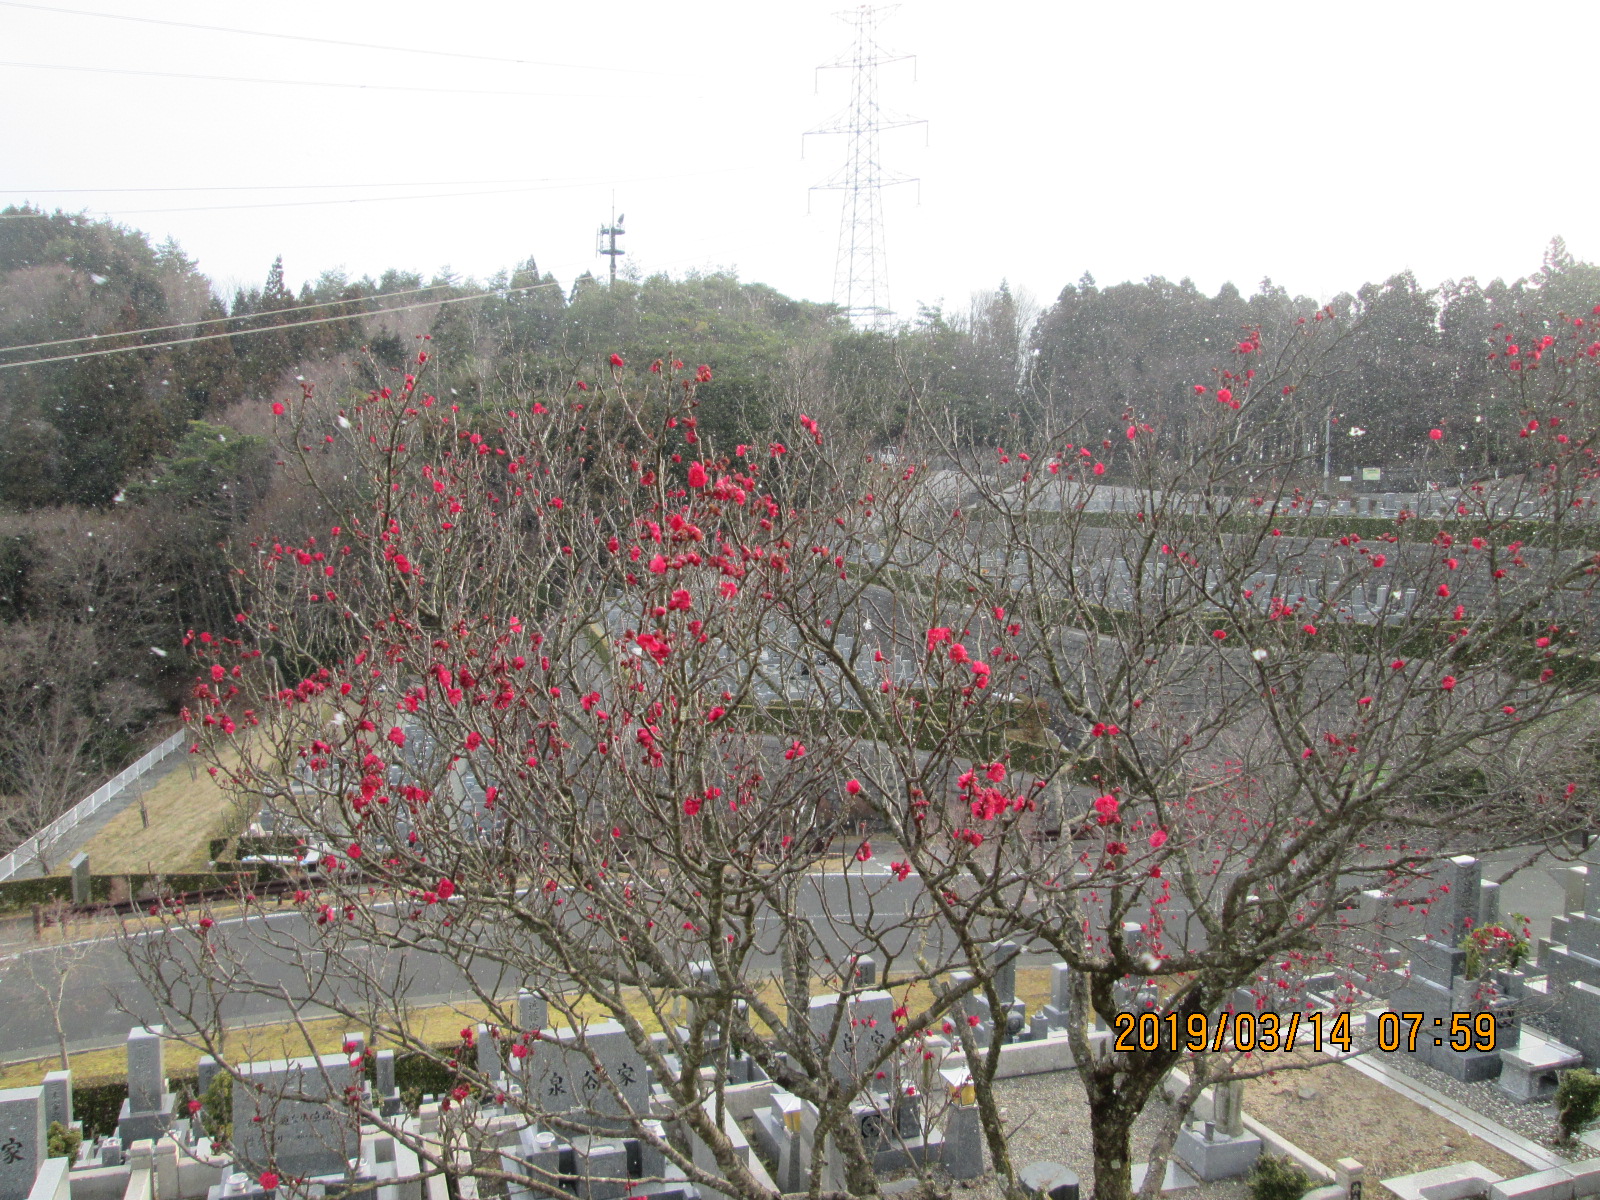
[
  {"left": 231, "top": 1055, "right": 361, "bottom": 1180},
  {"left": 374, "top": 1052, "right": 395, "bottom": 1101},
  {"left": 1214, "top": 1081, "right": 1244, "bottom": 1138},
  {"left": 68, "top": 855, "right": 90, "bottom": 907},
  {"left": 517, "top": 990, "right": 548, "bottom": 1033},
  {"left": 990, "top": 942, "right": 1019, "bottom": 1009},
  {"left": 945, "top": 972, "right": 991, "bottom": 1047},
  {"left": 38, "top": 1074, "right": 70, "bottom": 1133},
  {"left": 807, "top": 991, "right": 897, "bottom": 1083},
  {"left": 126, "top": 1028, "right": 166, "bottom": 1114},
  {"left": 852, "top": 956, "right": 878, "bottom": 988},
  {"left": 118, "top": 1027, "right": 176, "bottom": 1146},
  {"left": 524, "top": 1022, "right": 650, "bottom": 1134},
  {"left": 1478, "top": 881, "right": 1501, "bottom": 929},
  {"left": 476, "top": 1025, "right": 500, "bottom": 1084},
  {"left": 0, "top": 1087, "right": 45, "bottom": 1200},
  {"left": 1042, "top": 964, "right": 1073, "bottom": 1028},
  {"left": 1388, "top": 857, "right": 1501, "bottom": 1081},
  {"left": 196, "top": 1059, "right": 220, "bottom": 1097}
]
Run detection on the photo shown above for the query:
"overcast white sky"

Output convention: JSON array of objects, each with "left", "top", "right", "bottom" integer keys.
[{"left": 4, "top": 0, "right": 1596, "bottom": 317}]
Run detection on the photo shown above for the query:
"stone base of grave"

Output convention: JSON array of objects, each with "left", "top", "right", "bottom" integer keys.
[
  {"left": 572, "top": 1137, "right": 630, "bottom": 1200},
  {"left": 942, "top": 1104, "right": 985, "bottom": 1180},
  {"left": 1019, "top": 1161, "right": 1081, "bottom": 1200},
  {"left": 871, "top": 1132, "right": 945, "bottom": 1173},
  {"left": 1497, "top": 1028, "right": 1582, "bottom": 1103},
  {"left": 1386, "top": 984, "right": 1504, "bottom": 1082},
  {"left": 209, "top": 1169, "right": 376, "bottom": 1200},
  {"left": 1173, "top": 1126, "right": 1261, "bottom": 1182},
  {"left": 117, "top": 1094, "right": 176, "bottom": 1147},
  {"left": 1130, "top": 1160, "right": 1200, "bottom": 1192}
]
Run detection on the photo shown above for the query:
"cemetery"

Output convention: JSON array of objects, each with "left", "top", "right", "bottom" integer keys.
[{"left": 14, "top": 840, "right": 1600, "bottom": 1200}]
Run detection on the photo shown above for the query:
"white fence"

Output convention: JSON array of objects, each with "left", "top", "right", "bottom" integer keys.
[{"left": 0, "top": 729, "right": 187, "bottom": 881}]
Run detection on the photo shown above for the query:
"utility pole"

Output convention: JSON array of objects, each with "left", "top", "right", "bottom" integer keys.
[
  {"left": 805, "top": 5, "right": 924, "bottom": 329},
  {"left": 1325, "top": 406, "right": 1333, "bottom": 488},
  {"left": 597, "top": 209, "right": 626, "bottom": 285}
]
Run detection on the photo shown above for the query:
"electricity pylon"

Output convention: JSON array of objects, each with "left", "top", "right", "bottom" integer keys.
[{"left": 806, "top": 5, "right": 924, "bottom": 329}]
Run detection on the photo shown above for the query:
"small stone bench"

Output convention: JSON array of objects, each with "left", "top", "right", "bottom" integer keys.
[
  {"left": 1383, "top": 1162, "right": 1504, "bottom": 1200},
  {"left": 1497, "top": 1030, "right": 1583, "bottom": 1104}
]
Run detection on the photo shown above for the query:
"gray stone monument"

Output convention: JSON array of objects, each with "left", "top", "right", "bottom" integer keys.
[
  {"left": 231, "top": 1054, "right": 361, "bottom": 1180},
  {"left": 1042, "top": 963, "right": 1073, "bottom": 1029},
  {"left": 524, "top": 1021, "right": 650, "bottom": 1133},
  {"left": 807, "top": 990, "right": 897, "bottom": 1082},
  {"left": 39, "top": 1073, "right": 70, "bottom": 1133},
  {"left": 373, "top": 1052, "right": 396, "bottom": 1102},
  {"left": 118, "top": 1027, "right": 176, "bottom": 1146},
  {"left": 517, "top": 990, "right": 548, "bottom": 1033},
  {"left": 1388, "top": 856, "right": 1502, "bottom": 1081},
  {"left": 990, "top": 941, "right": 1020, "bottom": 1009},
  {"left": 1173, "top": 1082, "right": 1260, "bottom": 1181},
  {"left": 942, "top": 1100, "right": 984, "bottom": 1180},
  {"left": 0, "top": 1087, "right": 45, "bottom": 1200},
  {"left": 68, "top": 855, "right": 90, "bottom": 907},
  {"left": 475, "top": 1024, "right": 499, "bottom": 1084},
  {"left": 852, "top": 955, "right": 878, "bottom": 988},
  {"left": 945, "top": 972, "right": 991, "bottom": 1047},
  {"left": 196, "top": 1058, "right": 220, "bottom": 1097}
]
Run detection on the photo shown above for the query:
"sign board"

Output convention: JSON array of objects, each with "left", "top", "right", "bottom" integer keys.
[{"left": 1361, "top": 467, "right": 1382, "bottom": 482}]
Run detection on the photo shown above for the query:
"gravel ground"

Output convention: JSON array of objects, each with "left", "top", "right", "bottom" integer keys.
[
  {"left": 1377, "top": 1049, "right": 1569, "bottom": 1155},
  {"left": 883, "top": 1072, "right": 1252, "bottom": 1200}
]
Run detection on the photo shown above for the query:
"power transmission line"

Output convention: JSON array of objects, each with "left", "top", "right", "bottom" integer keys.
[
  {"left": 0, "top": 1, "right": 676, "bottom": 77},
  {"left": 2, "top": 178, "right": 561, "bottom": 194},
  {"left": 3, "top": 183, "right": 603, "bottom": 219},
  {"left": 0, "top": 283, "right": 562, "bottom": 372},
  {"left": 0, "top": 281, "right": 501, "bottom": 357},
  {"left": 0, "top": 59, "right": 616, "bottom": 99},
  {"left": 805, "top": 5, "right": 924, "bottom": 329},
  {"left": 2, "top": 165, "right": 765, "bottom": 219}
]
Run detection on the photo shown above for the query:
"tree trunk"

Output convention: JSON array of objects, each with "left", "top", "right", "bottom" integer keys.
[{"left": 1089, "top": 1100, "right": 1137, "bottom": 1200}]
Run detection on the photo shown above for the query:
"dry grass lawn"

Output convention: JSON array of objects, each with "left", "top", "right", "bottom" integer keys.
[{"left": 70, "top": 747, "right": 247, "bottom": 875}]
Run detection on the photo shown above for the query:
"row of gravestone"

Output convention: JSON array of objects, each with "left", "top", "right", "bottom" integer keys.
[{"left": 13, "top": 947, "right": 1098, "bottom": 1200}]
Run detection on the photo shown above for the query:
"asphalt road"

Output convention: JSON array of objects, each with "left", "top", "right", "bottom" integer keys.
[
  {"left": 0, "top": 866, "right": 961, "bottom": 1064},
  {"left": 1, "top": 843, "right": 1581, "bottom": 1066}
]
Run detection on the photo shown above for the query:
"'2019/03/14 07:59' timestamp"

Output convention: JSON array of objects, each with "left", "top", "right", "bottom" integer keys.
[{"left": 1110, "top": 1010, "right": 1499, "bottom": 1054}]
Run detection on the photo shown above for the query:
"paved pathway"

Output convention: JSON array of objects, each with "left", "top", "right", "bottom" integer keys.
[{"left": 5, "top": 744, "right": 190, "bottom": 880}]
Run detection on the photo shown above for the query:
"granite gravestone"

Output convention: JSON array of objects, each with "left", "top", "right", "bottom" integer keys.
[
  {"left": 806, "top": 990, "right": 897, "bottom": 1083},
  {"left": 990, "top": 941, "right": 1019, "bottom": 1009},
  {"left": 0, "top": 1087, "right": 45, "bottom": 1200},
  {"left": 231, "top": 1055, "right": 361, "bottom": 1180},
  {"left": 524, "top": 1022, "right": 650, "bottom": 1133},
  {"left": 1388, "top": 856, "right": 1503, "bottom": 1081},
  {"left": 476, "top": 1025, "right": 500, "bottom": 1084},
  {"left": 118, "top": 1027, "right": 175, "bottom": 1146},
  {"left": 1042, "top": 964, "right": 1072, "bottom": 1029},
  {"left": 69, "top": 855, "right": 90, "bottom": 907},
  {"left": 517, "top": 990, "right": 548, "bottom": 1033},
  {"left": 945, "top": 973, "right": 991, "bottom": 1047},
  {"left": 39, "top": 1073, "right": 70, "bottom": 1133}
]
